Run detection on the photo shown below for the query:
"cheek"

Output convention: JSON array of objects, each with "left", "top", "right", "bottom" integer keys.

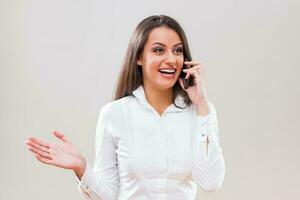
[
  {"left": 143, "top": 56, "right": 164, "bottom": 76},
  {"left": 145, "top": 55, "right": 164, "bottom": 67},
  {"left": 178, "top": 56, "right": 184, "bottom": 65},
  {"left": 178, "top": 60, "right": 184, "bottom": 69}
]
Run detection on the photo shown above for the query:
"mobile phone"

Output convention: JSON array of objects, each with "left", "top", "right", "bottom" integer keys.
[{"left": 179, "top": 59, "right": 195, "bottom": 89}]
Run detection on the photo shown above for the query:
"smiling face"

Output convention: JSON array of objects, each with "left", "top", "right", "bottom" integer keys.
[{"left": 137, "top": 26, "right": 184, "bottom": 91}]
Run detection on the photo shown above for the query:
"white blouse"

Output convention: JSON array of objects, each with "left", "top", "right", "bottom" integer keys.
[{"left": 76, "top": 85, "right": 225, "bottom": 200}]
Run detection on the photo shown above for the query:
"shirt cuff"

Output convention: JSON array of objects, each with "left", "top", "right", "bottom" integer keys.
[
  {"left": 195, "top": 100, "right": 214, "bottom": 126},
  {"left": 195, "top": 102, "right": 221, "bottom": 157},
  {"left": 196, "top": 114, "right": 211, "bottom": 130},
  {"left": 75, "top": 163, "right": 94, "bottom": 198}
]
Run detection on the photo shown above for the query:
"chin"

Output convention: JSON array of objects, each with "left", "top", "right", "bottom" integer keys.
[{"left": 156, "top": 81, "right": 176, "bottom": 90}]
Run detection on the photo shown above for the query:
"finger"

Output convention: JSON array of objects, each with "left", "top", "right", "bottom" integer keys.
[
  {"left": 190, "top": 65, "right": 202, "bottom": 71},
  {"left": 35, "top": 154, "right": 53, "bottom": 165},
  {"left": 53, "top": 131, "right": 69, "bottom": 143},
  {"left": 27, "top": 145, "right": 51, "bottom": 158},
  {"left": 33, "top": 152, "right": 50, "bottom": 161},
  {"left": 184, "top": 61, "right": 204, "bottom": 66},
  {"left": 186, "top": 69, "right": 203, "bottom": 80},
  {"left": 185, "top": 71, "right": 191, "bottom": 79},
  {"left": 185, "top": 65, "right": 202, "bottom": 73},
  {"left": 178, "top": 78, "right": 185, "bottom": 90},
  {"left": 185, "top": 65, "right": 203, "bottom": 79},
  {"left": 28, "top": 136, "right": 50, "bottom": 148},
  {"left": 27, "top": 145, "right": 52, "bottom": 160},
  {"left": 25, "top": 140, "right": 49, "bottom": 153},
  {"left": 185, "top": 68, "right": 196, "bottom": 79}
]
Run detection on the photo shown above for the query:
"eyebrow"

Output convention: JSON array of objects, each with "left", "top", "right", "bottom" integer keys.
[{"left": 152, "top": 42, "right": 183, "bottom": 47}]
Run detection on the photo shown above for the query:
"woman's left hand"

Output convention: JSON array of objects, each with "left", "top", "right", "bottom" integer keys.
[{"left": 178, "top": 61, "right": 208, "bottom": 106}]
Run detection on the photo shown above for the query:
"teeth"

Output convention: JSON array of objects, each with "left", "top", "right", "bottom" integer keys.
[{"left": 159, "top": 69, "right": 175, "bottom": 73}]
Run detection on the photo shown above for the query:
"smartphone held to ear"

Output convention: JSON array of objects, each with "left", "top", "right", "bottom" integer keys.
[{"left": 179, "top": 60, "right": 195, "bottom": 89}]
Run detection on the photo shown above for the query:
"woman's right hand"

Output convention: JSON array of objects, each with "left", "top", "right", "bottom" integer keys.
[{"left": 25, "top": 131, "right": 86, "bottom": 178}]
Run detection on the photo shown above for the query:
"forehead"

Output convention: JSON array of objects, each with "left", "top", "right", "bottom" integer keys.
[{"left": 146, "top": 26, "right": 182, "bottom": 45}]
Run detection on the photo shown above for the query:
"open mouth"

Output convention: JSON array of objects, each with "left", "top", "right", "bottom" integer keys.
[
  {"left": 158, "top": 68, "right": 177, "bottom": 79},
  {"left": 158, "top": 68, "right": 176, "bottom": 74}
]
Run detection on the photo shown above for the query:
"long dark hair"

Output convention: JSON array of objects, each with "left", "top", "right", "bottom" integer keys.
[{"left": 113, "top": 15, "right": 193, "bottom": 108}]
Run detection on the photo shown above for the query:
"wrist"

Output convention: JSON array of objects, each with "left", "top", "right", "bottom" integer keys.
[
  {"left": 194, "top": 99, "right": 209, "bottom": 116},
  {"left": 194, "top": 98, "right": 209, "bottom": 108},
  {"left": 73, "top": 156, "right": 87, "bottom": 180}
]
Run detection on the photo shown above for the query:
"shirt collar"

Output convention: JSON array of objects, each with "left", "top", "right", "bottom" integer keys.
[{"left": 132, "top": 85, "right": 187, "bottom": 113}]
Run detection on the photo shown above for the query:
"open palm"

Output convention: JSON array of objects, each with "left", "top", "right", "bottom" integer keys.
[{"left": 25, "top": 131, "right": 85, "bottom": 170}]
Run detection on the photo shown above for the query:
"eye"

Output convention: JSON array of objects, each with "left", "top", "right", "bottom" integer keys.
[
  {"left": 175, "top": 47, "right": 183, "bottom": 53},
  {"left": 153, "top": 47, "right": 164, "bottom": 53}
]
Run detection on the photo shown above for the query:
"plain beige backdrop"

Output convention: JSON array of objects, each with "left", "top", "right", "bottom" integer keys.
[{"left": 1, "top": 0, "right": 299, "bottom": 199}]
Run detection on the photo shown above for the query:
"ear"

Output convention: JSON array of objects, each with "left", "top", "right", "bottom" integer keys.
[
  {"left": 137, "top": 53, "right": 143, "bottom": 66},
  {"left": 137, "top": 58, "right": 142, "bottom": 66}
]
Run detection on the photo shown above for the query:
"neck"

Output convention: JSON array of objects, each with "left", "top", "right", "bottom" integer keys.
[{"left": 143, "top": 83, "right": 173, "bottom": 115}]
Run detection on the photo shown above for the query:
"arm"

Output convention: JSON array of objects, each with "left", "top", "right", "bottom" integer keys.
[
  {"left": 75, "top": 107, "right": 120, "bottom": 199},
  {"left": 192, "top": 101, "right": 225, "bottom": 192}
]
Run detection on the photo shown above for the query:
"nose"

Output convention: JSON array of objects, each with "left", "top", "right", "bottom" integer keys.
[{"left": 164, "top": 52, "right": 176, "bottom": 65}]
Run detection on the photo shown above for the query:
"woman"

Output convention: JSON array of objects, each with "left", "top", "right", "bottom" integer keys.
[{"left": 25, "top": 15, "right": 225, "bottom": 199}]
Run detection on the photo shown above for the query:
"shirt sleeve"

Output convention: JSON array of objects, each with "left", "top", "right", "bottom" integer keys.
[
  {"left": 192, "top": 101, "right": 226, "bottom": 192},
  {"left": 75, "top": 106, "right": 120, "bottom": 199}
]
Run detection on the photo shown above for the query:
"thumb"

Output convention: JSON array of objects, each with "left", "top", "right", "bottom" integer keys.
[
  {"left": 179, "top": 78, "right": 186, "bottom": 91},
  {"left": 53, "top": 131, "right": 69, "bottom": 143}
]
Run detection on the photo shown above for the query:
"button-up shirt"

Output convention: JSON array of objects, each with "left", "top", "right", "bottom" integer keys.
[{"left": 76, "top": 85, "right": 225, "bottom": 200}]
